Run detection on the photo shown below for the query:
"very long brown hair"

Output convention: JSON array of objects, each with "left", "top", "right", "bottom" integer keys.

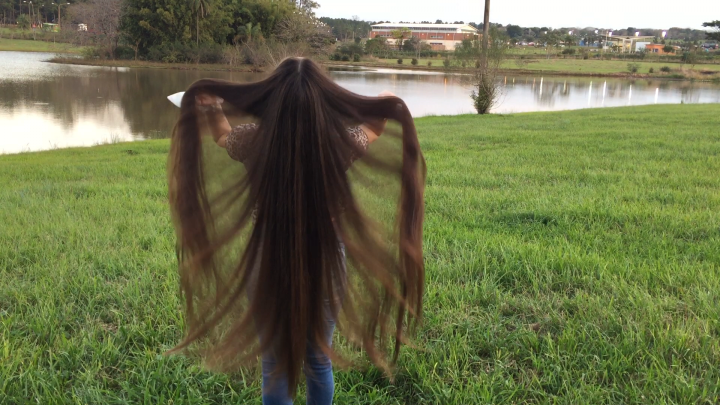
[{"left": 167, "top": 58, "right": 425, "bottom": 395}]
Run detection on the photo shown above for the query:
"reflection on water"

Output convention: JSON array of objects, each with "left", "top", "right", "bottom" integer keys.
[{"left": 1, "top": 52, "right": 719, "bottom": 154}]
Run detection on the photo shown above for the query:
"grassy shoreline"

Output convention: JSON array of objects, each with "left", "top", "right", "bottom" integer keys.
[
  {"left": 48, "top": 56, "right": 260, "bottom": 72},
  {"left": 2, "top": 105, "right": 720, "bottom": 403},
  {"left": 44, "top": 55, "right": 720, "bottom": 80},
  {"left": 0, "top": 38, "right": 716, "bottom": 80},
  {"left": 0, "top": 38, "right": 83, "bottom": 53}
]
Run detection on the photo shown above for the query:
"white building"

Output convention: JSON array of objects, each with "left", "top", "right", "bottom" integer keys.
[{"left": 370, "top": 23, "right": 479, "bottom": 51}]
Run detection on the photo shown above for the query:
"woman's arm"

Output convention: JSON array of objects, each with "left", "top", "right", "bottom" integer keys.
[
  {"left": 360, "top": 90, "right": 395, "bottom": 144},
  {"left": 196, "top": 94, "right": 231, "bottom": 148}
]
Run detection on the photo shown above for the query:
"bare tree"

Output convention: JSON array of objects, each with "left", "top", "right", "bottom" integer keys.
[
  {"left": 71, "top": 0, "right": 122, "bottom": 58},
  {"left": 241, "top": 7, "right": 333, "bottom": 69},
  {"left": 469, "top": 27, "right": 507, "bottom": 114}
]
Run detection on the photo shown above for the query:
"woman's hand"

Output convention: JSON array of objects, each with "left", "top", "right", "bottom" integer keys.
[
  {"left": 196, "top": 94, "right": 224, "bottom": 112},
  {"left": 361, "top": 91, "right": 394, "bottom": 144},
  {"left": 196, "top": 93, "right": 231, "bottom": 147}
]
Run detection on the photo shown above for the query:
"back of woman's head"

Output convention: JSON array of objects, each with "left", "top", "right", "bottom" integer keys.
[{"left": 168, "top": 58, "right": 425, "bottom": 396}]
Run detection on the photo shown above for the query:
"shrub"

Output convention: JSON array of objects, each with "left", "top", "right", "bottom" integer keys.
[
  {"left": 114, "top": 46, "right": 136, "bottom": 60},
  {"left": 352, "top": 54, "right": 360, "bottom": 62},
  {"left": 341, "top": 55, "right": 350, "bottom": 62},
  {"left": 397, "top": 58, "right": 403, "bottom": 64},
  {"left": 627, "top": 63, "right": 640, "bottom": 74},
  {"left": 660, "top": 66, "right": 671, "bottom": 73},
  {"left": 427, "top": 60, "right": 432, "bottom": 67},
  {"left": 648, "top": 67, "right": 654, "bottom": 73},
  {"left": 681, "top": 52, "right": 698, "bottom": 66},
  {"left": 80, "top": 46, "right": 102, "bottom": 60},
  {"left": 561, "top": 48, "right": 576, "bottom": 55},
  {"left": 443, "top": 58, "right": 451, "bottom": 68},
  {"left": 411, "top": 58, "right": 418, "bottom": 66}
]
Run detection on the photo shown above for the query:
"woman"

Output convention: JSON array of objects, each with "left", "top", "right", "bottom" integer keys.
[{"left": 168, "top": 58, "right": 425, "bottom": 405}]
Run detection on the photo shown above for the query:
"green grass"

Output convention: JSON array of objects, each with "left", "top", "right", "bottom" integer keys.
[
  {"left": 501, "top": 58, "right": 720, "bottom": 74},
  {"left": 374, "top": 57, "right": 720, "bottom": 76},
  {"left": 2, "top": 105, "right": 720, "bottom": 404},
  {"left": 0, "top": 37, "right": 82, "bottom": 53}
]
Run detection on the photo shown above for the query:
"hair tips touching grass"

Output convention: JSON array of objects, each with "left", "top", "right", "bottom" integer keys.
[{"left": 168, "top": 58, "right": 425, "bottom": 396}]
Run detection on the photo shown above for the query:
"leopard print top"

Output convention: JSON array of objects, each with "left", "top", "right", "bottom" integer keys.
[
  {"left": 225, "top": 123, "right": 369, "bottom": 167},
  {"left": 224, "top": 123, "right": 370, "bottom": 221}
]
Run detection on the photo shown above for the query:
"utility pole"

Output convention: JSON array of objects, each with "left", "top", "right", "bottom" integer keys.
[{"left": 481, "top": 0, "right": 490, "bottom": 69}]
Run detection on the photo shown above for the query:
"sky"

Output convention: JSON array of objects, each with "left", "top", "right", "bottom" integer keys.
[{"left": 315, "top": 0, "right": 716, "bottom": 30}]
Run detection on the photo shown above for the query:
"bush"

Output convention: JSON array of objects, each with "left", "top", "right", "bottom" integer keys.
[
  {"left": 427, "top": 61, "right": 432, "bottom": 67},
  {"left": 397, "top": 58, "right": 403, "bottom": 64},
  {"left": 627, "top": 63, "right": 640, "bottom": 74},
  {"left": 561, "top": 48, "right": 576, "bottom": 55},
  {"left": 114, "top": 46, "right": 136, "bottom": 60},
  {"left": 411, "top": 58, "right": 418, "bottom": 66},
  {"left": 648, "top": 67, "right": 654, "bottom": 73},
  {"left": 443, "top": 58, "right": 451, "bottom": 68},
  {"left": 352, "top": 54, "right": 360, "bottom": 62},
  {"left": 660, "top": 66, "right": 671, "bottom": 73},
  {"left": 80, "top": 46, "right": 103, "bottom": 60},
  {"left": 146, "top": 42, "right": 225, "bottom": 64},
  {"left": 341, "top": 55, "right": 350, "bottom": 61},
  {"left": 681, "top": 52, "right": 698, "bottom": 66}
]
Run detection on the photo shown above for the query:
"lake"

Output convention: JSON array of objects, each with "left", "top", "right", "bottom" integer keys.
[{"left": 1, "top": 51, "right": 719, "bottom": 154}]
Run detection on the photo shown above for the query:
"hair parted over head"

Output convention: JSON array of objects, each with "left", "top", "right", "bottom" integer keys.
[{"left": 167, "top": 57, "right": 425, "bottom": 396}]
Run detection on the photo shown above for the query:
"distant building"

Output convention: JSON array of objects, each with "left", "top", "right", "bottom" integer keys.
[
  {"left": 605, "top": 35, "right": 654, "bottom": 52},
  {"left": 370, "top": 23, "right": 479, "bottom": 51},
  {"left": 644, "top": 43, "right": 680, "bottom": 54}
]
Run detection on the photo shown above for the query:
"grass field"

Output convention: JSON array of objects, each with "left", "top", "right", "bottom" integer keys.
[
  {"left": 0, "top": 38, "right": 82, "bottom": 53},
  {"left": 2, "top": 105, "right": 720, "bottom": 404}
]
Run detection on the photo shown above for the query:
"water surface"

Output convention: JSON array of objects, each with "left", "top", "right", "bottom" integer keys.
[{"left": 1, "top": 52, "right": 719, "bottom": 154}]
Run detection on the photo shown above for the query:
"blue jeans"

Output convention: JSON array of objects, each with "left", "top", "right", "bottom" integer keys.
[
  {"left": 259, "top": 245, "right": 345, "bottom": 405},
  {"left": 261, "top": 310, "right": 336, "bottom": 405}
]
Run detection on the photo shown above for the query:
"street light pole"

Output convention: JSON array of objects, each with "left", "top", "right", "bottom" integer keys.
[{"left": 52, "top": 2, "right": 69, "bottom": 29}]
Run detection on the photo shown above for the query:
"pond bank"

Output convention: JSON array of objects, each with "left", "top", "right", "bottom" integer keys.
[{"left": 43, "top": 55, "right": 720, "bottom": 81}]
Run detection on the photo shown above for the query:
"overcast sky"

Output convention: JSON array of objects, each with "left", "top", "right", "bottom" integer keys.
[{"left": 315, "top": 0, "right": 715, "bottom": 30}]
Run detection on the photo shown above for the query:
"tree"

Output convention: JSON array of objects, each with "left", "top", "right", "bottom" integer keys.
[
  {"left": 564, "top": 34, "right": 575, "bottom": 46},
  {"left": 681, "top": 51, "right": 698, "bottom": 67},
  {"left": 703, "top": 20, "right": 720, "bottom": 41},
  {"left": 17, "top": 13, "right": 29, "bottom": 30},
  {"left": 390, "top": 27, "right": 410, "bottom": 51},
  {"left": 275, "top": 10, "right": 333, "bottom": 52},
  {"left": 365, "top": 36, "right": 388, "bottom": 56},
  {"left": 542, "top": 30, "right": 560, "bottom": 58},
  {"left": 189, "top": 0, "right": 212, "bottom": 46},
  {"left": 506, "top": 24, "right": 522, "bottom": 39},
  {"left": 71, "top": 0, "right": 122, "bottom": 58},
  {"left": 470, "top": 27, "right": 506, "bottom": 114},
  {"left": 434, "top": 19, "right": 443, "bottom": 24},
  {"left": 319, "top": 17, "right": 371, "bottom": 41},
  {"left": 662, "top": 44, "right": 674, "bottom": 53}
]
